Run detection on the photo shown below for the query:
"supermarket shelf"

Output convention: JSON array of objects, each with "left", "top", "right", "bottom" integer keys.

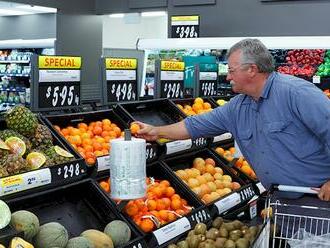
[
  {"left": 0, "top": 60, "right": 30, "bottom": 64},
  {"left": 0, "top": 73, "right": 30, "bottom": 77}
]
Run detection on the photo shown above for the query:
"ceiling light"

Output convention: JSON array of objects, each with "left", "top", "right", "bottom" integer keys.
[
  {"left": 0, "top": 9, "right": 29, "bottom": 16},
  {"left": 16, "top": 5, "right": 57, "bottom": 13},
  {"left": 141, "top": 11, "right": 166, "bottom": 17},
  {"left": 109, "top": 13, "right": 125, "bottom": 18}
]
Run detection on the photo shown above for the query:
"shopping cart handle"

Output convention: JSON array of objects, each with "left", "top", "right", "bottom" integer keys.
[{"left": 274, "top": 184, "right": 320, "bottom": 194}]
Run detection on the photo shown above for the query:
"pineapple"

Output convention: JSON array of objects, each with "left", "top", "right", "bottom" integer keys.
[
  {"left": 0, "top": 129, "right": 32, "bottom": 153},
  {"left": 5, "top": 105, "right": 38, "bottom": 137},
  {"left": 0, "top": 165, "right": 8, "bottom": 177},
  {"left": 0, "top": 139, "right": 9, "bottom": 165},
  {"left": 2, "top": 155, "right": 29, "bottom": 176},
  {"left": 30, "top": 124, "right": 53, "bottom": 149},
  {"left": 44, "top": 146, "right": 74, "bottom": 166}
]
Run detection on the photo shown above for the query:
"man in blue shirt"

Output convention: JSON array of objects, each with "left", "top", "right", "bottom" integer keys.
[{"left": 136, "top": 39, "right": 330, "bottom": 201}]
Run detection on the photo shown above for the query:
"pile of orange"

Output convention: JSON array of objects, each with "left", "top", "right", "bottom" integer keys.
[
  {"left": 124, "top": 178, "right": 192, "bottom": 233},
  {"left": 176, "top": 97, "right": 213, "bottom": 116},
  {"left": 53, "top": 119, "right": 124, "bottom": 165},
  {"left": 215, "top": 146, "right": 257, "bottom": 180},
  {"left": 175, "top": 157, "right": 241, "bottom": 204}
]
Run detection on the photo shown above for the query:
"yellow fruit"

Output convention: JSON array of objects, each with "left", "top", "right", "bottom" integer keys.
[
  {"left": 206, "top": 182, "right": 217, "bottom": 192},
  {"left": 205, "top": 164, "right": 216, "bottom": 175},
  {"left": 176, "top": 170, "right": 188, "bottom": 181},
  {"left": 203, "top": 173, "right": 214, "bottom": 182},
  {"left": 191, "top": 168, "right": 201, "bottom": 177},
  {"left": 193, "top": 157, "right": 205, "bottom": 166},
  {"left": 188, "top": 178, "right": 200, "bottom": 188},
  {"left": 193, "top": 163, "right": 206, "bottom": 174},
  {"left": 185, "top": 169, "right": 195, "bottom": 179},
  {"left": 214, "top": 173, "right": 223, "bottom": 180},
  {"left": 222, "top": 175, "right": 232, "bottom": 182},
  {"left": 191, "top": 187, "right": 202, "bottom": 197},
  {"left": 214, "top": 167, "right": 223, "bottom": 175},
  {"left": 194, "top": 97, "right": 204, "bottom": 105},
  {"left": 196, "top": 175, "right": 207, "bottom": 185},
  {"left": 214, "top": 180, "right": 225, "bottom": 189}
]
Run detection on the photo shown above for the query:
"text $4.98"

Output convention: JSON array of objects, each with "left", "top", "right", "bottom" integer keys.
[{"left": 109, "top": 82, "right": 136, "bottom": 102}]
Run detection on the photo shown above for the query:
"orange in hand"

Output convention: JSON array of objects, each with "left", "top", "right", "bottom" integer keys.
[{"left": 130, "top": 123, "right": 140, "bottom": 135}]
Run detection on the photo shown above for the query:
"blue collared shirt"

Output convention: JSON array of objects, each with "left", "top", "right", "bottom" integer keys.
[{"left": 185, "top": 72, "right": 330, "bottom": 189}]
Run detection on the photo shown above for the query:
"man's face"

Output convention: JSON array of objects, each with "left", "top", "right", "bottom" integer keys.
[{"left": 226, "top": 50, "right": 251, "bottom": 94}]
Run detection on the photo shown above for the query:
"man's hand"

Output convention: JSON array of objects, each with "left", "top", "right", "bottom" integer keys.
[
  {"left": 318, "top": 180, "right": 330, "bottom": 201},
  {"left": 134, "top": 121, "right": 159, "bottom": 141}
]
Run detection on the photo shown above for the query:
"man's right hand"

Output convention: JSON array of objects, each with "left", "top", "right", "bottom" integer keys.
[{"left": 134, "top": 121, "right": 159, "bottom": 141}]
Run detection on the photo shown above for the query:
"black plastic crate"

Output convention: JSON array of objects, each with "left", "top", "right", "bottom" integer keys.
[
  {"left": 4, "top": 179, "right": 147, "bottom": 248},
  {"left": 43, "top": 108, "right": 160, "bottom": 177},
  {"left": 162, "top": 149, "right": 256, "bottom": 217},
  {"left": 0, "top": 115, "right": 86, "bottom": 200},
  {"left": 99, "top": 162, "right": 212, "bottom": 248},
  {"left": 210, "top": 142, "right": 266, "bottom": 195}
]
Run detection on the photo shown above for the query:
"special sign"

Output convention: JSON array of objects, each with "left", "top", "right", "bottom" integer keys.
[
  {"left": 160, "top": 61, "right": 184, "bottom": 99},
  {"left": 105, "top": 58, "right": 138, "bottom": 103},
  {"left": 37, "top": 56, "right": 81, "bottom": 109}
]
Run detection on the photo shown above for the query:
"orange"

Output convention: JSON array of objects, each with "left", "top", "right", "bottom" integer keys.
[
  {"left": 85, "top": 151, "right": 95, "bottom": 159},
  {"left": 102, "top": 119, "right": 111, "bottom": 126},
  {"left": 101, "top": 131, "right": 110, "bottom": 138},
  {"left": 160, "top": 180, "right": 170, "bottom": 187},
  {"left": 158, "top": 210, "right": 168, "bottom": 221},
  {"left": 70, "top": 128, "right": 80, "bottom": 136},
  {"left": 175, "top": 209, "right": 185, "bottom": 216},
  {"left": 113, "top": 127, "right": 122, "bottom": 137},
  {"left": 125, "top": 203, "right": 139, "bottom": 216},
  {"left": 110, "top": 123, "right": 118, "bottom": 128},
  {"left": 203, "top": 102, "right": 212, "bottom": 109},
  {"left": 103, "top": 125, "right": 112, "bottom": 132},
  {"left": 94, "top": 151, "right": 103, "bottom": 157},
  {"left": 99, "top": 181, "right": 110, "bottom": 192},
  {"left": 130, "top": 123, "right": 140, "bottom": 135},
  {"left": 71, "top": 135, "right": 82, "bottom": 146},
  {"left": 108, "top": 131, "right": 117, "bottom": 138},
  {"left": 140, "top": 219, "right": 154, "bottom": 233},
  {"left": 151, "top": 187, "right": 163, "bottom": 198},
  {"left": 87, "top": 130, "right": 94, "bottom": 138},
  {"left": 78, "top": 123, "right": 88, "bottom": 130},
  {"left": 61, "top": 128, "right": 70, "bottom": 136},
  {"left": 192, "top": 103, "right": 203, "bottom": 113},
  {"left": 241, "top": 165, "right": 253, "bottom": 176},
  {"left": 102, "top": 143, "right": 110, "bottom": 150},
  {"left": 147, "top": 199, "right": 157, "bottom": 211},
  {"left": 101, "top": 149, "right": 109, "bottom": 155},
  {"left": 229, "top": 147, "right": 236, "bottom": 155},
  {"left": 171, "top": 199, "right": 182, "bottom": 210},
  {"left": 93, "top": 126, "right": 103, "bottom": 136},
  {"left": 171, "top": 194, "right": 181, "bottom": 201},
  {"left": 96, "top": 137, "right": 105, "bottom": 144},
  {"left": 95, "top": 121, "right": 102, "bottom": 127},
  {"left": 194, "top": 97, "right": 204, "bottom": 105},
  {"left": 215, "top": 147, "right": 225, "bottom": 156},
  {"left": 82, "top": 138, "right": 93, "bottom": 146},
  {"left": 86, "top": 157, "right": 96, "bottom": 165},
  {"left": 167, "top": 212, "right": 177, "bottom": 222},
  {"left": 93, "top": 142, "right": 103, "bottom": 151},
  {"left": 84, "top": 145, "right": 94, "bottom": 152},
  {"left": 205, "top": 158, "right": 216, "bottom": 167},
  {"left": 235, "top": 157, "right": 244, "bottom": 168},
  {"left": 156, "top": 199, "right": 166, "bottom": 211},
  {"left": 162, "top": 198, "right": 171, "bottom": 209},
  {"left": 165, "top": 187, "right": 175, "bottom": 198}
]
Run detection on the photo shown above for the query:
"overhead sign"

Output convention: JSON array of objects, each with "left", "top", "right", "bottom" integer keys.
[
  {"left": 197, "top": 63, "right": 218, "bottom": 97},
  {"left": 102, "top": 57, "right": 138, "bottom": 104},
  {"left": 31, "top": 55, "right": 81, "bottom": 111},
  {"left": 171, "top": 15, "right": 199, "bottom": 38}
]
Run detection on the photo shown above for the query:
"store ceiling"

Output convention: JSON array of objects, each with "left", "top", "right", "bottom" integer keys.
[{"left": 0, "top": 1, "right": 56, "bottom": 16}]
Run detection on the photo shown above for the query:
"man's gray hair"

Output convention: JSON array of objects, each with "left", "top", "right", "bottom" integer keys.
[{"left": 227, "top": 38, "right": 275, "bottom": 73}]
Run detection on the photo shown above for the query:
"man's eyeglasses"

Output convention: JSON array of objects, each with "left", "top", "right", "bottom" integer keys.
[{"left": 228, "top": 63, "right": 252, "bottom": 74}]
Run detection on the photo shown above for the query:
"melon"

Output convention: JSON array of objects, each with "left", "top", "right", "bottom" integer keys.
[
  {"left": 10, "top": 237, "right": 34, "bottom": 248},
  {"left": 11, "top": 210, "right": 40, "bottom": 241},
  {"left": 0, "top": 244, "right": 5, "bottom": 248},
  {"left": 81, "top": 229, "right": 113, "bottom": 248},
  {"left": 104, "top": 220, "right": 131, "bottom": 246},
  {"left": 66, "top": 237, "right": 94, "bottom": 248},
  {"left": 0, "top": 200, "right": 11, "bottom": 229},
  {"left": 34, "top": 222, "right": 68, "bottom": 248}
]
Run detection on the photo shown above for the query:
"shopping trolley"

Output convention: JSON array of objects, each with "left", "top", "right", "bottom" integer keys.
[{"left": 262, "top": 184, "right": 330, "bottom": 248}]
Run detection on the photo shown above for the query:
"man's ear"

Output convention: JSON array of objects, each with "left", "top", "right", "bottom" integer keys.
[{"left": 249, "top": 64, "right": 258, "bottom": 76}]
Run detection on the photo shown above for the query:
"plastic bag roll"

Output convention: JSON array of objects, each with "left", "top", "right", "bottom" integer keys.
[{"left": 110, "top": 137, "right": 146, "bottom": 200}]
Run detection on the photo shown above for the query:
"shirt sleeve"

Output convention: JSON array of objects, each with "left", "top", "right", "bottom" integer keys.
[
  {"left": 184, "top": 100, "right": 234, "bottom": 139},
  {"left": 293, "top": 85, "right": 330, "bottom": 150}
]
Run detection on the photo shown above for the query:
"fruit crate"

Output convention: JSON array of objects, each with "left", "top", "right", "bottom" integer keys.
[
  {"left": 98, "top": 162, "right": 212, "bottom": 248},
  {"left": 162, "top": 148, "right": 256, "bottom": 217},
  {"left": 114, "top": 99, "right": 208, "bottom": 158},
  {"left": 210, "top": 142, "right": 266, "bottom": 196},
  {"left": 42, "top": 108, "right": 159, "bottom": 178},
  {"left": 0, "top": 114, "right": 86, "bottom": 200},
  {"left": 3, "top": 178, "right": 147, "bottom": 248}
]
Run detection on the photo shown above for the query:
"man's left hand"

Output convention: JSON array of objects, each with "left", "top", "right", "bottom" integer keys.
[{"left": 318, "top": 180, "right": 330, "bottom": 201}]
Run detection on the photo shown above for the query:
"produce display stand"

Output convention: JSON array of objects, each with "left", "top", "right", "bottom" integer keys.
[
  {"left": 114, "top": 99, "right": 208, "bottom": 158},
  {"left": 162, "top": 149, "right": 256, "bottom": 217},
  {"left": 0, "top": 115, "right": 86, "bottom": 200},
  {"left": 3, "top": 179, "right": 147, "bottom": 248}
]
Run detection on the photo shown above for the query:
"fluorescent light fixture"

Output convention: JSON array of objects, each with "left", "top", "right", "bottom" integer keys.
[
  {"left": 109, "top": 13, "right": 125, "bottom": 18},
  {"left": 0, "top": 9, "right": 29, "bottom": 16},
  {"left": 16, "top": 5, "right": 57, "bottom": 13},
  {"left": 141, "top": 11, "right": 166, "bottom": 17}
]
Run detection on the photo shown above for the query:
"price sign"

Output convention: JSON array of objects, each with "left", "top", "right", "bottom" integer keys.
[
  {"left": 153, "top": 217, "right": 191, "bottom": 245},
  {"left": 239, "top": 185, "right": 255, "bottom": 202},
  {"left": 192, "top": 137, "right": 208, "bottom": 148},
  {"left": 213, "top": 132, "right": 233, "bottom": 143},
  {"left": 104, "top": 58, "right": 138, "bottom": 104},
  {"left": 256, "top": 182, "right": 266, "bottom": 194},
  {"left": 51, "top": 163, "right": 84, "bottom": 182},
  {"left": 188, "top": 209, "right": 211, "bottom": 226},
  {"left": 158, "top": 61, "right": 185, "bottom": 99},
  {"left": 32, "top": 55, "right": 82, "bottom": 111},
  {"left": 198, "top": 70, "right": 218, "bottom": 97},
  {"left": 0, "top": 168, "right": 51, "bottom": 196},
  {"left": 97, "top": 155, "right": 110, "bottom": 172},
  {"left": 171, "top": 16, "right": 199, "bottom": 38},
  {"left": 146, "top": 143, "right": 157, "bottom": 161},
  {"left": 126, "top": 240, "right": 148, "bottom": 248},
  {"left": 214, "top": 192, "right": 241, "bottom": 214},
  {"left": 166, "top": 139, "right": 192, "bottom": 155},
  {"left": 39, "top": 82, "right": 80, "bottom": 108}
]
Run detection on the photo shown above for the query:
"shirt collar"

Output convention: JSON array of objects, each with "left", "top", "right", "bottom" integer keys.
[{"left": 260, "top": 72, "right": 276, "bottom": 99}]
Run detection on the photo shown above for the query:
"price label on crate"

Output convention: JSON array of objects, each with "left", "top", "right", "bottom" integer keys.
[
  {"left": 97, "top": 155, "right": 110, "bottom": 172},
  {"left": 158, "top": 61, "right": 184, "bottom": 99},
  {"left": 146, "top": 143, "right": 157, "bottom": 161},
  {"left": 51, "top": 163, "right": 84, "bottom": 182},
  {"left": 199, "top": 71, "right": 218, "bottom": 97},
  {"left": 0, "top": 168, "right": 51, "bottom": 196},
  {"left": 188, "top": 209, "right": 211, "bottom": 226},
  {"left": 104, "top": 58, "right": 138, "bottom": 103},
  {"left": 192, "top": 137, "right": 208, "bottom": 147},
  {"left": 126, "top": 240, "right": 148, "bottom": 248},
  {"left": 166, "top": 139, "right": 192, "bottom": 155},
  {"left": 213, "top": 132, "right": 232, "bottom": 143},
  {"left": 171, "top": 16, "right": 199, "bottom": 38},
  {"left": 239, "top": 185, "right": 255, "bottom": 202},
  {"left": 153, "top": 217, "right": 191, "bottom": 245},
  {"left": 214, "top": 192, "right": 241, "bottom": 214},
  {"left": 256, "top": 182, "right": 266, "bottom": 194},
  {"left": 249, "top": 196, "right": 258, "bottom": 219},
  {"left": 32, "top": 56, "right": 82, "bottom": 111}
]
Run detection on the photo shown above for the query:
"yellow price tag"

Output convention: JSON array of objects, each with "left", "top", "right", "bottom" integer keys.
[
  {"left": 171, "top": 16, "right": 199, "bottom": 22},
  {"left": 106, "top": 58, "right": 137, "bottom": 69},
  {"left": 39, "top": 56, "right": 82, "bottom": 69},
  {"left": 161, "top": 61, "right": 185, "bottom": 71}
]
